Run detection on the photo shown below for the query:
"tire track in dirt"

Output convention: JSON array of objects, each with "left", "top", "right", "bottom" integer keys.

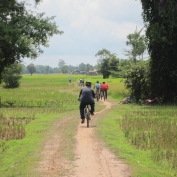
[
  {"left": 36, "top": 116, "right": 75, "bottom": 177},
  {"left": 36, "top": 99, "right": 131, "bottom": 177},
  {"left": 72, "top": 100, "right": 131, "bottom": 177}
]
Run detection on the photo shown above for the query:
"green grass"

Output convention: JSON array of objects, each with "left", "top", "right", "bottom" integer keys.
[
  {"left": 0, "top": 113, "right": 62, "bottom": 176},
  {"left": 96, "top": 104, "right": 177, "bottom": 177},
  {"left": 1, "top": 74, "right": 177, "bottom": 176}
]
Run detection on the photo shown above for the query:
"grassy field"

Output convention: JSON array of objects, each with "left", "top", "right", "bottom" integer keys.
[
  {"left": 96, "top": 103, "right": 177, "bottom": 177},
  {"left": 0, "top": 74, "right": 177, "bottom": 176}
]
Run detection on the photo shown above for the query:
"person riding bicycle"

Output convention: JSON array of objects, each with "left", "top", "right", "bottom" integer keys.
[
  {"left": 93, "top": 81, "right": 101, "bottom": 99},
  {"left": 68, "top": 77, "right": 72, "bottom": 83},
  {"left": 78, "top": 81, "right": 95, "bottom": 124},
  {"left": 100, "top": 81, "right": 109, "bottom": 100}
]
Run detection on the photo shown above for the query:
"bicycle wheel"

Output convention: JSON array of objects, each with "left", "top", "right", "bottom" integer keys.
[
  {"left": 100, "top": 91, "right": 103, "bottom": 100},
  {"left": 86, "top": 106, "right": 90, "bottom": 127},
  {"left": 96, "top": 92, "right": 99, "bottom": 101},
  {"left": 86, "top": 108, "right": 90, "bottom": 127}
]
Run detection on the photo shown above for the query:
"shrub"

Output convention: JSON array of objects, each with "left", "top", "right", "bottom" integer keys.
[
  {"left": 2, "top": 63, "right": 22, "bottom": 88},
  {"left": 124, "top": 60, "right": 151, "bottom": 101}
]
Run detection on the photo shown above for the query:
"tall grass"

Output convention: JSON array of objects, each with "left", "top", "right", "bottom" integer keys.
[
  {"left": 3, "top": 74, "right": 177, "bottom": 176},
  {"left": 120, "top": 105, "right": 177, "bottom": 170}
]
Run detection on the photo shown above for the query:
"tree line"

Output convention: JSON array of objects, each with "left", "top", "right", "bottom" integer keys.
[
  {"left": 22, "top": 62, "right": 97, "bottom": 75},
  {"left": 0, "top": 0, "right": 62, "bottom": 86},
  {"left": 1, "top": 0, "right": 177, "bottom": 102}
]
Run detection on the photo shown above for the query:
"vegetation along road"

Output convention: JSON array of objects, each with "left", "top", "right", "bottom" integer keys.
[
  {"left": 0, "top": 75, "right": 177, "bottom": 177},
  {"left": 36, "top": 99, "right": 131, "bottom": 177}
]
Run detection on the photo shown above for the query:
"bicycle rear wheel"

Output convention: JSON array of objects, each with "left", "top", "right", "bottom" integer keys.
[
  {"left": 96, "top": 92, "right": 99, "bottom": 101},
  {"left": 86, "top": 107, "right": 90, "bottom": 128},
  {"left": 100, "top": 91, "right": 103, "bottom": 100}
]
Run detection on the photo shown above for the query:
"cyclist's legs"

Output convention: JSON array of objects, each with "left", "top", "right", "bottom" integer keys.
[
  {"left": 100, "top": 89, "right": 103, "bottom": 96},
  {"left": 80, "top": 102, "right": 87, "bottom": 119},
  {"left": 105, "top": 90, "right": 108, "bottom": 99},
  {"left": 95, "top": 89, "right": 100, "bottom": 96},
  {"left": 89, "top": 102, "right": 95, "bottom": 114}
]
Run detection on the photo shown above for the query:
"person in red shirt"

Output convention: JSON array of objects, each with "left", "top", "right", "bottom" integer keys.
[{"left": 100, "top": 81, "right": 109, "bottom": 99}]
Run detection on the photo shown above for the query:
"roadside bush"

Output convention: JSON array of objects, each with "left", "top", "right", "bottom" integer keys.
[
  {"left": 124, "top": 60, "right": 151, "bottom": 101},
  {"left": 2, "top": 63, "right": 22, "bottom": 88}
]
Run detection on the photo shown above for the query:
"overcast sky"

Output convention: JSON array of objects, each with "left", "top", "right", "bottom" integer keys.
[{"left": 23, "top": 0, "right": 144, "bottom": 68}]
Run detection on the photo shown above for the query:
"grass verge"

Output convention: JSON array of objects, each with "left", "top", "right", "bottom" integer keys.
[
  {"left": 95, "top": 104, "right": 177, "bottom": 177},
  {"left": 0, "top": 110, "right": 79, "bottom": 177}
]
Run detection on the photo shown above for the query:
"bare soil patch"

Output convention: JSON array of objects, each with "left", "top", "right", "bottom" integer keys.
[{"left": 36, "top": 100, "right": 131, "bottom": 177}]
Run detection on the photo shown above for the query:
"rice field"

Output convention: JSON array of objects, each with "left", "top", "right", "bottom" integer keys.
[
  {"left": 0, "top": 74, "right": 123, "bottom": 142},
  {"left": 1, "top": 73, "right": 177, "bottom": 176}
]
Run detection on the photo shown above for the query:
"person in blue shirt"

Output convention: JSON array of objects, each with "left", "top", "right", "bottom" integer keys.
[
  {"left": 68, "top": 77, "right": 72, "bottom": 83},
  {"left": 93, "top": 81, "right": 101, "bottom": 100}
]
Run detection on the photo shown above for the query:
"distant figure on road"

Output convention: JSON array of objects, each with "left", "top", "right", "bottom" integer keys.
[
  {"left": 80, "top": 78, "right": 84, "bottom": 87},
  {"left": 68, "top": 77, "right": 72, "bottom": 83}
]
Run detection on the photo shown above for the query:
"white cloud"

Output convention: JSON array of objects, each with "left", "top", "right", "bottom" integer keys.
[{"left": 24, "top": 0, "right": 144, "bottom": 67}]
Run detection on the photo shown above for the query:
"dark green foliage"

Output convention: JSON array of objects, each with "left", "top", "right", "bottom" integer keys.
[
  {"left": 27, "top": 63, "right": 36, "bottom": 76},
  {"left": 140, "top": 0, "right": 177, "bottom": 101},
  {"left": 2, "top": 63, "right": 22, "bottom": 88},
  {"left": 124, "top": 28, "right": 147, "bottom": 63},
  {"left": 0, "top": 0, "right": 63, "bottom": 82},
  {"left": 124, "top": 60, "right": 150, "bottom": 101},
  {"left": 113, "top": 59, "right": 134, "bottom": 78},
  {"left": 95, "top": 49, "right": 119, "bottom": 78}
]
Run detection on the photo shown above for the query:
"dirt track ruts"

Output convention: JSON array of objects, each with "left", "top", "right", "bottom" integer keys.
[{"left": 36, "top": 100, "right": 131, "bottom": 177}]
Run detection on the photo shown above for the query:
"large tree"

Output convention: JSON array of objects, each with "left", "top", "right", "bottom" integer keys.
[
  {"left": 58, "top": 59, "right": 66, "bottom": 68},
  {"left": 95, "top": 49, "right": 119, "bottom": 78},
  {"left": 27, "top": 63, "right": 36, "bottom": 75},
  {"left": 0, "top": 0, "right": 63, "bottom": 81},
  {"left": 140, "top": 0, "right": 177, "bottom": 101},
  {"left": 124, "top": 28, "right": 147, "bottom": 63}
]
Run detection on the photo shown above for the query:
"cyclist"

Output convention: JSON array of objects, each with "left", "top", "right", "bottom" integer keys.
[
  {"left": 78, "top": 81, "right": 95, "bottom": 124},
  {"left": 78, "top": 79, "right": 80, "bottom": 86},
  {"left": 93, "top": 81, "right": 101, "bottom": 99},
  {"left": 80, "top": 78, "right": 84, "bottom": 87},
  {"left": 100, "top": 81, "right": 109, "bottom": 100},
  {"left": 68, "top": 77, "right": 72, "bottom": 83}
]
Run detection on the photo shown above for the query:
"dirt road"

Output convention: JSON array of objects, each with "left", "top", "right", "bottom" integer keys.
[{"left": 36, "top": 100, "right": 131, "bottom": 177}]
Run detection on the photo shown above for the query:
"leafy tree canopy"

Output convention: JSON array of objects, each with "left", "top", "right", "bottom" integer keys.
[
  {"left": 140, "top": 0, "right": 177, "bottom": 101},
  {"left": 124, "top": 27, "right": 147, "bottom": 63},
  {"left": 2, "top": 62, "right": 22, "bottom": 88},
  {"left": 95, "top": 49, "right": 119, "bottom": 78},
  {"left": 58, "top": 59, "right": 66, "bottom": 68},
  {"left": 0, "top": 0, "right": 63, "bottom": 81},
  {"left": 27, "top": 63, "right": 36, "bottom": 75}
]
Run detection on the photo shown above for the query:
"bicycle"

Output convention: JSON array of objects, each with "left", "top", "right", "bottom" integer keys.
[
  {"left": 95, "top": 90, "right": 100, "bottom": 101},
  {"left": 100, "top": 90, "right": 106, "bottom": 101},
  {"left": 84, "top": 104, "right": 91, "bottom": 128}
]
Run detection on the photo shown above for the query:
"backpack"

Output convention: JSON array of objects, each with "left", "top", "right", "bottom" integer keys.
[{"left": 95, "top": 83, "right": 100, "bottom": 89}]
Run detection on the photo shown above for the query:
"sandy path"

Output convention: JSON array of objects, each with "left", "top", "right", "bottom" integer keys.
[
  {"left": 72, "top": 100, "right": 131, "bottom": 177},
  {"left": 36, "top": 116, "right": 75, "bottom": 177},
  {"left": 36, "top": 100, "right": 131, "bottom": 177}
]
